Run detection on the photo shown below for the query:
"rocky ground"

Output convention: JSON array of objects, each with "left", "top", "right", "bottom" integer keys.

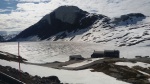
[
  {"left": 36, "top": 58, "right": 150, "bottom": 84},
  {"left": 0, "top": 51, "right": 61, "bottom": 84},
  {"left": 0, "top": 65, "right": 61, "bottom": 84},
  {"left": 0, "top": 51, "right": 27, "bottom": 63},
  {"left": 90, "top": 60, "right": 150, "bottom": 84}
]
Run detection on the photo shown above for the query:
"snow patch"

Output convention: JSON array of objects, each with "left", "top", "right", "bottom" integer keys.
[
  {"left": 64, "top": 58, "right": 102, "bottom": 68},
  {"left": 137, "top": 70, "right": 150, "bottom": 76},
  {"left": 115, "top": 62, "right": 150, "bottom": 68}
]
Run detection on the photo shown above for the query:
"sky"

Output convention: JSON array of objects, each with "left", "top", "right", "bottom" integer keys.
[
  {"left": 0, "top": 0, "right": 150, "bottom": 32},
  {"left": 0, "top": 0, "right": 53, "bottom": 32}
]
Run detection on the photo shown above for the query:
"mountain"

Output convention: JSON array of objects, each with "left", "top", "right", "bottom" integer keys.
[
  {"left": 3, "top": 34, "right": 17, "bottom": 41},
  {"left": 0, "top": 35, "right": 4, "bottom": 42},
  {"left": 11, "top": 5, "right": 150, "bottom": 46},
  {"left": 0, "top": 31, "right": 19, "bottom": 42},
  {"left": 0, "top": 31, "right": 7, "bottom": 36},
  {"left": 0, "top": 31, "right": 6, "bottom": 42},
  {"left": 11, "top": 6, "right": 108, "bottom": 41}
]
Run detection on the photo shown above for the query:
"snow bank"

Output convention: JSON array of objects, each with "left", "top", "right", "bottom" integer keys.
[
  {"left": 64, "top": 58, "right": 102, "bottom": 68},
  {"left": 0, "top": 59, "right": 129, "bottom": 84},
  {"left": 137, "top": 70, "right": 150, "bottom": 76},
  {"left": 115, "top": 62, "right": 150, "bottom": 68}
]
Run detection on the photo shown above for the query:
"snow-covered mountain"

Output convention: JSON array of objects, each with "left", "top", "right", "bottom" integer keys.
[
  {"left": 0, "top": 31, "right": 19, "bottom": 42},
  {"left": 10, "top": 0, "right": 150, "bottom": 46},
  {"left": 11, "top": 5, "right": 150, "bottom": 47},
  {"left": 0, "top": 35, "right": 4, "bottom": 42},
  {"left": 11, "top": 6, "right": 108, "bottom": 41},
  {"left": 3, "top": 34, "right": 18, "bottom": 41},
  {"left": 48, "top": 12, "right": 150, "bottom": 47}
]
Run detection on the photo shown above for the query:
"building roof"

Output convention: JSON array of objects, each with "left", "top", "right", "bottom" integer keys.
[
  {"left": 69, "top": 55, "right": 83, "bottom": 58},
  {"left": 93, "top": 51, "right": 104, "bottom": 54}
]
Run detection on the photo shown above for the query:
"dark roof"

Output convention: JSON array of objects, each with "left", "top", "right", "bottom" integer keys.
[
  {"left": 69, "top": 55, "right": 83, "bottom": 58},
  {"left": 104, "top": 50, "right": 119, "bottom": 52},
  {"left": 93, "top": 51, "right": 104, "bottom": 54}
]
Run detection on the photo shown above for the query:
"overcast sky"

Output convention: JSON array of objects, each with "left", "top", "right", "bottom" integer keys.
[{"left": 0, "top": 0, "right": 53, "bottom": 32}]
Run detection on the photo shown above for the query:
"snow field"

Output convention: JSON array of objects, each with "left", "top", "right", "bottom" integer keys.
[
  {"left": 0, "top": 41, "right": 150, "bottom": 63},
  {"left": 0, "top": 59, "right": 129, "bottom": 84}
]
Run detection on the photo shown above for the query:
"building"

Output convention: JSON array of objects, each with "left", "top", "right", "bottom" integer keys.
[
  {"left": 69, "top": 55, "right": 84, "bottom": 60},
  {"left": 104, "top": 50, "right": 119, "bottom": 58},
  {"left": 135, "top": 56, "right": 142, "bottom": 58},
  {"left": 91, "top": 50, "right": 119, "bottom": 58},
  {"left": 91, "top": 51, "right": 104, "bottom": 58}
]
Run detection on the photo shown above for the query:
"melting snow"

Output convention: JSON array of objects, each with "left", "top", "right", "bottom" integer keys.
[
  {"left": 63, "top": 58, "right": 102, "bottom": 68},
  {"left": 0, "top": 59, "right": 129, "bottom": 84},
  {"left": 137, "top": 70, "right": 150, "bottom": 76},
  {"left": 115, "top": 62, "right": 150, "bottom": 68}
]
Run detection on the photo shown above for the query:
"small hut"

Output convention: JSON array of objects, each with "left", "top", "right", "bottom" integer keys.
[
  {"left": 91, "top": 50, "right": 120, "bottom": 58},
  {"left": 144, "top": 56, "right": 149, "bottom": 58},
  {"left": 69, "top": 55, "right": 84, "bottom": 60},
  {"left": 135, "top": 56, "right": 142, "bottom": 58},
  {"left": 104, "top": 50, "right": 119, "bottom": 58},
  {"left": 91, "top": 51, "right": 104, "bottom": 58}
]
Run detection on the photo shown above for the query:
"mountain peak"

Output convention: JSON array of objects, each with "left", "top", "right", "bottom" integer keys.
[
  {"left": 42, "top": 6, "right": 87, "bottom": 24},
  {"left": 54, "top": 6, "right": 86, "bottom": 24}
]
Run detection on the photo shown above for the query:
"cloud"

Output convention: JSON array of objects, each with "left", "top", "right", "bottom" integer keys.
[
  {"left": 0, "top": 0, "right": 52, "bottom": 31},
  {"left": 0, "top": 9, "right": 10, "bottom": 13},
  {"left": 4, "top": 0, "right": 51, "bottom": 3}
]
